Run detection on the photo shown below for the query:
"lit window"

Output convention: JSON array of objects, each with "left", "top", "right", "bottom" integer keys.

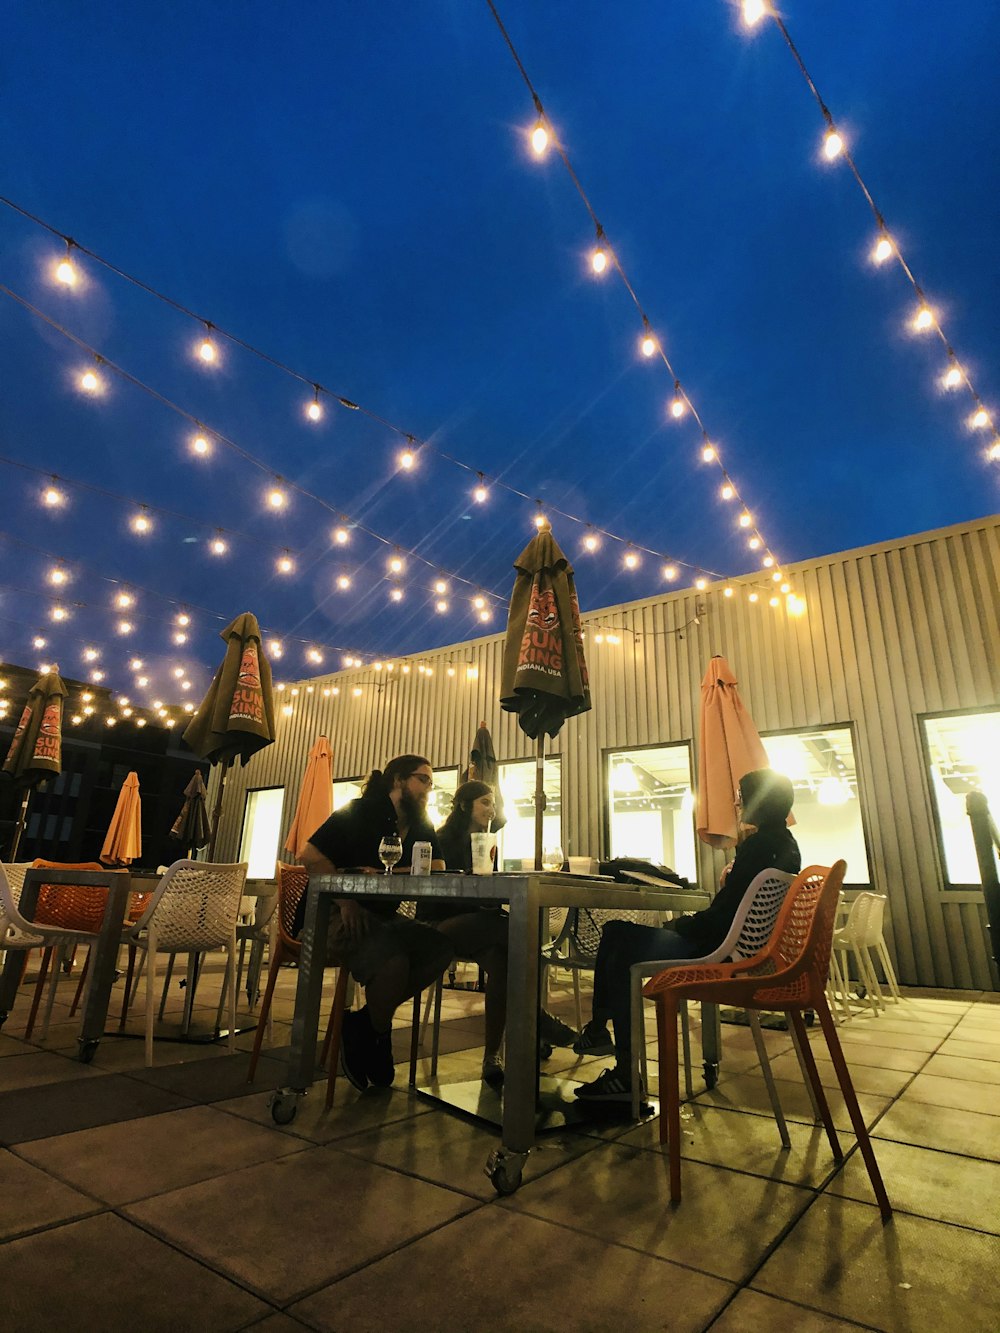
[
  {"left": 923, "top": 710, "right": 1000, "bottom": 886},
  {"left": 239, "top": 787, "right": 285, "bottom": 879},
  {"left": 607, "top": 745, "right": 696, "bottom": 881},
  {"left": 497, "top": 758, "right": 562, "bottom": 870}
]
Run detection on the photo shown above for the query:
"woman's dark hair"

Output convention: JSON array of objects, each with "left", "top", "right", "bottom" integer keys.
[
  {"left": 439, "top": 780, "right": 493, "bottom": 837},
  {"left": 362, "top": 754, "right": 431, "bottom": 799},
  {"left": 738, "top": 768, "right": 794, "bottom": 826}
]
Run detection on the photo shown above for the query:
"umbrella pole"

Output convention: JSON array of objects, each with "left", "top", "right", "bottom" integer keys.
[
  {"left": 534, "top": 735, "right": 546, "bottom": 871},
  {"left": 7, "top": 788, "right": 31, "bottom": 861},
  {"left": 207, "top": 759, "right": 233, "bottom": 862}
]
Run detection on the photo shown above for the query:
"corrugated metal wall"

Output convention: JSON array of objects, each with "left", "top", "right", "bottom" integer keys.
[{"left": 213, "top": 515, "right": 1000, "bottom": 989}]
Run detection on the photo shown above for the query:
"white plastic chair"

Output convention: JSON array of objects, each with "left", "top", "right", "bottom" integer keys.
[
  {"left": 543, "top": 905, "right": 665, "bottom": 1033},
  {"left": 831, "top": 892, "right": 900, "bottom": 1014},
  {"left": 629, "top": 868, "right": 796, "bottom": 1123},
  {"left": 121, "top": 859, "right": 247, "bottom": 1066}
]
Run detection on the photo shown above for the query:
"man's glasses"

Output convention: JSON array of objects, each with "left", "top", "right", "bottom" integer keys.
[{"left": 409, "top": 772, "right": 434, "bottom": 789}]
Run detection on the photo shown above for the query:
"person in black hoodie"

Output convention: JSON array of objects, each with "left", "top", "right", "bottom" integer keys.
[{"left": 573, "top": 767, "right": 799, "bottom": 1103}]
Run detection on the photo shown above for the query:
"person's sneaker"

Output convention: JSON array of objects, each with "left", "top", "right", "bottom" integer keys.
[
  {"left": 572, "top": 1020, "right": 615, "bottom": 1057},
  {"left": 538, "top": 1009, "right": 579, "bottom": 1047},
  {"left": 338, "top": 1010, "right": 369, "bottom": 1092},
  {"left": 481, "top": 1053, "right": 505, "bottom": 1088},
  {"left": 367, "top": 1028, "right": 396, "bottom": 1088},
  {"left": 573, "top": 1066, "right": 635, "bottom": 1103}
]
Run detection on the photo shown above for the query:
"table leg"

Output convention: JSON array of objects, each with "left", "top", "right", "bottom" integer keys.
[
  {"left": 77, "top": 874, "right": 132, "bottom": 1062},
  {"left": 487, "top": 883, "right": 539, "bottom": 1193},
  {"left": 282, "top": 889, "right": 331, "bottom": 1094}
]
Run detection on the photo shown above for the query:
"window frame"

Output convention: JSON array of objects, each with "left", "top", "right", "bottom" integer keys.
[{"left": 918, "top": 705, "right": 1000, "bottom": 892}]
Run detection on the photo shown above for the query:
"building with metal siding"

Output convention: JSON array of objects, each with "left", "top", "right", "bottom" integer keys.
[{"left": 212, "top": 514, "right": 1000, "bottom": 990}]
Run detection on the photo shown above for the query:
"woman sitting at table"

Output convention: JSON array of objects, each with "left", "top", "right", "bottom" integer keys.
[
  {"left": 573, "top": 767, "right": 799, "bottom": 1103},
  {"left": 424, "top": 780, "right": 580, "bottom": 1087}
]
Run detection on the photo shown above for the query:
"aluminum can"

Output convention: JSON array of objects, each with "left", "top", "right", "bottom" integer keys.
[{"left": 411, "top": 841, "right": 432, "bottom": 876}]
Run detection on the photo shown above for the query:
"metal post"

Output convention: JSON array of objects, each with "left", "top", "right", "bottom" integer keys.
[
  {"left": 533, "top": 735, "right": 546, "bottom": 871},
  {"left": 967, "top": 792, "right": 1000, "bottom": 989}
]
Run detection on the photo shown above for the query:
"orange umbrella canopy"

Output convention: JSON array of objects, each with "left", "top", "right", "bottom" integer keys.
[
  {"left": 2, "top": 670, "right": 67, "bottom": 786},
  {"left": 100, "top": 771, "right": 142, "bottom": 866},
  {"left": 284, "top": 736, "right": 334, "bottom": 860},
  {"left": 696, "top": 655, "right": 770, "bottom": 849}
]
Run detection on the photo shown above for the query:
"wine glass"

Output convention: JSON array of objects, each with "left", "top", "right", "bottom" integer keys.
[
  {"left": 541, "top": 845, "right": 564, "bottom": 872},
  {"left": 378, "top": 833, "right": 403, "bottom": 875}
]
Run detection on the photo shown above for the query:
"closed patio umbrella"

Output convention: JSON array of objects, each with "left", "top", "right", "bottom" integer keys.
[
  {"left": 2, "top": 669, "right": 67, "bottom": 860},
  {"left": 284, "top": 735, "right": 333, "bottom": 860},
  {"left": 696, "top": 654, "right": 770, "bottom": 849},
  {"left": 169, "top": 770, "right": 211, "bottom": 855},
  {"left": 464, "top": 721, "right": 506, "bottom": 831},
  {"left": 500, "top": 522, "right": 590, "bottom": 866},
  {"left": 182, "top": 612, "right": 276, "bottom": 859},
  {"left": 100, "top": 771, "right": 142, "bottom": 866}
]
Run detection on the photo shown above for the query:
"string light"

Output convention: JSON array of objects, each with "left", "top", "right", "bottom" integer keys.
[
  {"left": 268, "top": 639, "right": 284, "bottom": 658},
  {"left": 640, "top": 325, "right": 657, "bottom": 358},
  {"left": 83, "top": 647, "right": 98, "bottom": 661},
  {"left": 433, "top": 579, "right": 448, "bottom": 595},
  {"left": 533, "top": 510, "right": 547, "bottom": 529},
  {"left": 91, "top": 669, "right": 105, "bottom": 682},
  {"left": 389, "top": 587, "right": 404, "bottom": 603},
  {"left": 623, "top": 550, "right": 639, "bottom": 570},
  {"left": 590, "top": 226, "right": 609, "bottom": 275},
  {"left": 276, "top": 551, "right": 294, "bottom": 574},
  {"left": 32, "top": 635, "right": 46, "bottom": 649},
  {"left": 530, "top": 120, "right": 549, "bottom": 156},
  {"left": 720, "top": 484, "right": 734, "bottom": 501},
  {"left": 117, "top": 620, "right": 133, "bottom": 635},
  {"left": 970, "top": 408, "right": 990, "bottom": 430},
  {"left": 701, "top": 445, "right": 716, "bottom": 462},
  {"left": 473, "top": 475, "right": 488, "bottom": 503},
  {"left": 336, "top": 574, "right": 351, "bottom": 590},
  {"left": 669, "top": 392, "right": 686, "bottom": 420},
  {"left": 173, "top": 631, "right": 188, "bottom": 645},
  {"left": 266, "top": 484, "right": 287, "bottom": 510},
  {"left": 871, "top": 233, "right": 893, "bottom": 265},
  {"left": 472, "top": 595, "right": 486, "bottom": 610},
  {"left": 47, "top": 566, "right": 68, "bottom": 586},
  {"left": 54, "top": 242, "right": 78, "bottom": 286},
  {"left": 79, "top": 366, "right": 102, "bottom": 395},
  {"left": 911, "top": 304, "right": 935, "bottom": 333},
  {"left": 42, "top": 481, "right": 64, "bottom": 507},
  {"left": 662, "top": 564, "right": 678, "bottom": 581},
  {"left": 822, "top": 128, "right": 844, "bottom": 161},
  {"left": 50, "top": 605, "right": 68, "bottom": 621},
  {"left": 741, "top": 0, "right": 767, "bottom": 26},
  {"left": 176, "top": 613, "right": 190, "bottom": 627},
  {"left": 136, "top": 676, "right": 148, "bottom": 687},
  {"left": 478, "top": 609, "right": 491, "bottom": 623},
  {"left": 210, "top": 533, "right": 228, "bottom": 556},
  {"left": 398, "top": 448, "right": 416, "bottom": 471},
  {"left": 695, "top": 578, "right": 708, "bottom": 591},
  {"left": 941, "top": 365, "right": 963, "bottom": 391},
  {"left": 332, "top": 527, "right": 350, "bottom": 545},
  {"left": 130, "top": 507, "right": 151, "bottom": 534},
  {"left": 738, "top": 512, "right": 752, "bottom": 528},
  {"left": 115, "top": 591, "right": 134, "bottom": 609},
  {"left": 196, "top": 325, "right": 218, "bottom": 364},
  {"left": 190, "top": 433, "right": 212, "bottom": 457},
  {"left": 129, "top": 658, "right": 143, "bottom": 670},
  {"left": 305, "top": 387, "right": 323, "bottom": 422},
  {"left": 582, "top": 532, "right": 599, "bottom": 552},
  {"left": 435, "top": 599, "right": 448, "bottom": 614},
  {"left": 388, "top": 553, "right": 404, "bottom": 575}
]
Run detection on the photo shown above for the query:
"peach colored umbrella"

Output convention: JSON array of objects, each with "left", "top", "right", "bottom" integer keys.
[
  {"left": 284, "top": 736, "right": 334, "bottom": 860},
  {"left": 696, "top": 656, "right": 769, "bottom": 850},
  {"left": 100, "top": 771, "right": 142, "bottom": 866}
]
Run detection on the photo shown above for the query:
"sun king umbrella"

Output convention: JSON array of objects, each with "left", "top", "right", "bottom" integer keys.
[
  {"left": 2, "top": 669, "right": 67, "bottom": 860},
  {"left": 169, "top": 770, "right": 211, "bottom": 855},
  {"left": 284, "top": 735, "right": 334, "bottom": 861},
  {"left": 100, "top": 771, "right": 142, "bottom": 866},
  {"left": 696, "top": 654, "right": 770, "bottom": 849},
  {"left": 464, "top": 721, "right": 506, "bottom": 832},
  {"left": 500, "top": 522, "right": 590, "bottom": 866},
  {"left": 182, "top": 612, "right": 276, "bottom": 859}
]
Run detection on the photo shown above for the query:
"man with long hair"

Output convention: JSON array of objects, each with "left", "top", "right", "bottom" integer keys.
[{"left": 300, "top": 754, "right": 453, "bottom": 1092}]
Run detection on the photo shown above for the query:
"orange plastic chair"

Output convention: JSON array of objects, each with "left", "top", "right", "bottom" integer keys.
[
  {"left": 247, "top": 863, "right": 348, "bottom": 1097},
  {"left": 643, "top": 861, "right": 891, "bottom": 1218},
  {"left": 24, "top": 860, "right": 106, "bottom": 1038}
]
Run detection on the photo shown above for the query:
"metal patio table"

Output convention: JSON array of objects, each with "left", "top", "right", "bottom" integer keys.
[
  {"left": 0, "top": 867, "right": 131, "bottom": 1062},
  {"left": 269, "top": 870, "right": 711, "bottom": 1194}
]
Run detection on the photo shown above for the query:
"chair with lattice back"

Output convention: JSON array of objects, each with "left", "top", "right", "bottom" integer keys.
[
  {"left": 542, "top": 905, "right": 664, "bottom": 1034},
  {"left": 643, "top": 861, "right": 891, "bottom": 1217},
  {"left": 25, "top": 860, "right": 107, "bottom": 1039},
  {"left": 121, "top": 859, "right": 247, "bottom": 1066},
  {"left": 627, "top": 867, "right": 795, "bottom": 1122}
]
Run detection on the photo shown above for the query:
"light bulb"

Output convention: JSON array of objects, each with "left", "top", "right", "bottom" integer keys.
[
  {"left": 478, "top": 609, "right": 491, "bottom": 623},
  {"left": 780, "top": 582, "right": 791, "bottom": 594},
  {"left": 447, "top": 666, "right": 456, "bottom": 677},
  {"left": 739, "top": 512, "right": 752, "bottom": 528},
  {"left": 669, "top": 396, "right": 686, "bottom": 419},
  {"left": 173, "top": 632, "right": 187, "bottom": 646},
  {"left": 724, "top": 587, "right": 734, "bottom": 598},
  {"left": 742, "top": 0, "right": 766, "bottom": 25},
  {"left": 987, "top": 440, "right": 1000, "bottom": 461},
  {"left": 763, "top": 555, "right": 775, "bottom": 568},
  {"left": 352, "top": 687, "right": 362, "bottom": 697},
  {"left": 398, "top": 450, "right": 415, "bottom": 470},
  {"left": 176, "top": 613, "right": 190, "bottom": 627},
  {"left": 268, "top": 640, "right": 283, "bottom": 658},
  {"left": 721, "top": 484, "right": 734, "bottom": 500},
  {"left": 184, "top": 702, "right": 195, "bottom": 713},
  {"left": 772, "top": 571, "right": 783, "bottom": 582},
  {"left": 872, "top": 235, "right": 893, "bottom": 265},
  {"left": 473, "top": 595, "right": 486, "bottom": 610},
  {"left": 115, "top": 592, "right": 134, "bottom": 609},
  {"left": 530, "top": 121, "right": 548, "bottom": 156},
  {"left": 83, "top": 647, "right": 98, "bottom": 661},
  {"left": 336, "top": 574, "right": 351, "bottom": 590},
  {"left": 33, "top": 636, "right": 46, "bottom": 649},
  {"left": 136, "top": 717, "right": 147, "bottom": 728},
  {"left": 769, "top": 596, "right": 780, "bottom": 607},
  {"left": 306, "top": 396, "right": 323, "bottom": 422},
  {"left": 583, "top": 533, "right": 599, "bottom": 552},
  {"left": 941, "top": 366, "right": 962, "bottom": 390},
  {"left": 970, "top": 408, "right": 989, "bottom": 430},
  {"left": 55, "top": 256, "right": 77, "bottom": 286},
  {"left": 79, "top": 369, "right": 100, "bottom": 394},
  {"left": 198, "top": 336, "right": 217, "bottom": 363},
  {"left": 591, "top": 246, "right": 608, "bottom": 275},
  {"left": 117, "top": 620, "right": 133, "bottom": 635},
  {"left": 131, "top": 511, "right": 151, "bottom": 534},
  {"left": 473, "top": 485, "right": 488, "bottom": 503},
  {"left": 333, "top": 527, "right": 349, "bottom": 544},
  {"left": 51, "top": 606, "right": 67, "bottom": 621},
  {"left": 533, "top": 512, "right": 546, "bottom": 529},
  {"left": 434, "top": 579, "right": 448, "bottom": 595},
  {"left": 749, "top": 536, "right": 761, "bottom": 550},
  {"left": 640, "top": 334, "right": 656, "bottom": 358},
  {"left": 912, "top": 305, "right": 934, "bottom": 332},
  {"left": 276, "top": 553, "right": 294, "bottom": 574},
  {"left": 267, "top": 487, "right": 287, "bottom": 509},
  {"left": 43, "top": 485, "right": 64, "bottom": 507},
  {"left": 623, "top": 551, "right": 639, "bottom": 570},
  {"left": 436, "top": 600, "right": 449, "bottom": 614},
  {"left": 749, "top": 592, "right": 759, "bottom": 604},
  {"left": 390, "top": 587, "right": 404, "bottom": 602},
  {"left": 662, "top": 564, "right": 678, "bottom": 581},
  {"left": 137, "top": 676, "right": 148, "bottom": 688},
  {"left": 695, "top": 578, "right": 708, "bottom": 591},
  {"left": 130, "top": 658, "right": 143, "bottom": 670},
  {"left": 191, "top": 434, "right": 211, "bottom": 456},
  {"left": 702, "top": 445, "right": 716, "bottom": 462},
  {"left": 388, "top": 555, "right": 404, "bottom": 574},
  {"left": 210, "top": 536, "right": 228, "bottom": 555},
  {"left": 48, "top": 567, "right": 67, "bottom": 585},
  {"left": 91, "top": 669, "right": 105, "bottom": 682},
  {"left": 823, "top": 129, "right": 844, "bottom": 160}
]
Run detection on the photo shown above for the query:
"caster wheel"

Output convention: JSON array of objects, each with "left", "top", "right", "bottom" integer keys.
[
  {"left": 268, "top": 1090, "right": 299, "bottom": 1125},
  {"left": 485, "top": 1148, "right": 525, "bottom": 1196},
  {"left": 78, "top": 1039, "right": 99, "bottom": 1064},
  {"left": 703, "top": 1061, "right": 718, "bottom": 1090}
]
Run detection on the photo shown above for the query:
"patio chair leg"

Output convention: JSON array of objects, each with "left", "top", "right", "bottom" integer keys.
[
  {"left": 226, "top": 936, "right": 237, "bottom": 1053},
  {"left": 325, "top": 965, "right": 351, "bottom": 1109},
  {"left": 815, "top": 994, "right": 892, "bottom": 1221},
  {"left": 748, "top": 1010, "right": 790, "bottom": 1148},
  {"left": 247, "top": 943, "right": 284, "bottom": 1082},
  {"left": 419, "top": 976, "right": 436, "bottom": 1049},
  {"left": 858, "top": 946, "right": 886, "bottom": 1011},
  {"left": 68, "top": 947, "right": 91, "bottom": 1018},
  {"left": 24, "top": 946, "right": 53, "bottom": 1040},
  {"left": 145, "top": 934, "right": 158, "bottom": 1067},
  {"left": 40, "top": 943, "right": 66, "bottom": 1039},
  {"left": 430, "top": 974, "right": 444, "bottom": 1078},
  {"left": 788, "top": 1013, "right": 822, "bottom": 1122},
  {"left": 119, "top": 946, "right": 137, "bottom": 1029},
  {"left": 629, "top": 967, "right": 644, "bottom": 1123},
  {"left": 852, "top": 944, "right": 880, "bottom": 1015},
  {"left": 409, "top": 988, "right": 422, "bottom": 1086},
  {"left": 157, "top": 953, "right": 174, "bottom": 1022},
  {"left": 655, "top": 993, "right": 683, "bottom": 1203},
  {"left": 789, "top": 1008, "right": 842, "bottom": 1161},
  {"left": 876, "top": 941, "right": 902, "bottom": 1000},
  {"left": 571, "top": 969, "right": 582, "bottom": 1034},
  {"left": 679, "top": 998, "right": 693, "bottom": 1099}
]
